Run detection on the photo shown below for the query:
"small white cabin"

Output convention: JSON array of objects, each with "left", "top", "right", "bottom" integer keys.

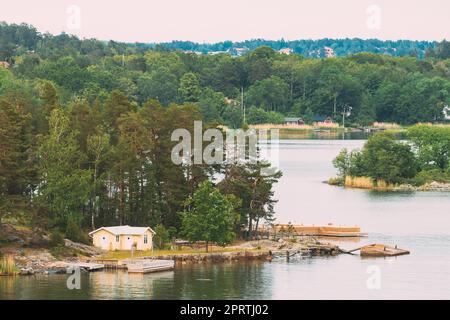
[{"left": 89, "top": 226, "right": 155, "bottom": 251}]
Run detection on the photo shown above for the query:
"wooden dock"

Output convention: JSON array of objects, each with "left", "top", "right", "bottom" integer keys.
[
  {"left": 125, "top": 259, "right": 175, "bottom": 274},
  {"left": 343, "top": 244, "right": 410, "bottom": 257},
  {"left": 274, "top": 224, "right": 367, "bottom": 238},
  {"left": 66, "top": 262, "right": 105, "bottom": 272},
  {"left": 360, "top": 244, "right": 409, "bottom": 257}
]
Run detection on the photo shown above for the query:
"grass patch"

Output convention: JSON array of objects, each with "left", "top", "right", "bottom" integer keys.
[
  {"left": 344, "top": 176, "right": 396, "bottom": 191},
  {"left": 328, "top": 177, "right": 343, "bottom": 186},
  {"left": 0, "top": 255, "right": 19, "bottom": 275}
]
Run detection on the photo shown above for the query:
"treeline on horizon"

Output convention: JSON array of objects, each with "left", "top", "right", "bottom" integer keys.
[
  {"left": 151, "top": 38, "right": 437, "bottom": 58},
  {"left": 1, "top": 22, "right": 450, "bottom": 128}
]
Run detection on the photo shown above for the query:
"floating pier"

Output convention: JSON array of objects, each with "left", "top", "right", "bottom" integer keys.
[
  {"left": 343, "top": 244, "right": 410, "bottom": 257},
  {"left": 360, "top": 244, "right": 409, "bottom": 257},
  {"left": 274, "top": 224, "right": 367, "bottom": 237},
  {"left": 66, "top": 262, "right": 105, "bottom": 272},
  {"left": 125, "top": 259, "right": 175, "bottom": 274}
]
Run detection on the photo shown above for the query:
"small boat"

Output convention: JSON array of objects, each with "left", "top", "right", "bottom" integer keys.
[
  {"left": 360, "top": 244, "right": 409, "bottom": 257},
  {"left": 126, "top": 259, "right": 174, "bottom": 274}
]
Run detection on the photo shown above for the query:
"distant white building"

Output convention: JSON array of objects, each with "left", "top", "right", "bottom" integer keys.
[
  {"left": 278, "top": 48, "right": 293, "bottom": 55},
  {"left": 443, "top": 105, "right": 450, "bottom": 120},
  {"left": 324, "top": 46, "right": 335, "bottom": 58},
  {"left": 228, "top": 47, "right": 249, "bottom": 57},
  {"left": 208, "top": 51, "right": 227, "bottom": 55},
  {"left": 183, "top": 50, "right": 203, "bottom": 55}
]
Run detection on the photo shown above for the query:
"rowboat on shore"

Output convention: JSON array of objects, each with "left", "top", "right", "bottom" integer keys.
[{"left": 126, "top": 259, "right": 174, "bottom": 274}]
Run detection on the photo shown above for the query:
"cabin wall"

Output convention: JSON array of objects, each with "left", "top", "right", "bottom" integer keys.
[{"left": 92, "top": 230, "right": 154, "bottom": 251}]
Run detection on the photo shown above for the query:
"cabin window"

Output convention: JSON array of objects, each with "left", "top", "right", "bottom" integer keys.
[
  {"left": 116, "top": 235, "right": 119, "bottom": 242},
  {"left": 144, "top": 235, "right": 148, "bottom": 244}
]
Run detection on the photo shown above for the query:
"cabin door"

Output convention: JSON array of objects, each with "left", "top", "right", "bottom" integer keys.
[
  {"left": 101, "top": 236, "right": 109, "bottom": 250},
  {"left": 125, "top": 236, "right": 133, "bottom": 250}
]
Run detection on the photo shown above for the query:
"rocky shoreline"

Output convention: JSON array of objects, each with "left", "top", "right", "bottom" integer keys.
[
  {"left": 2, "top": 222, "right": 342, "bottom": 275},
  {"left": 392, "top": 181, "right": 450, "bottom": 192},
  {"left": 327, "top": 179, "right": 450, "bottom": 192}
]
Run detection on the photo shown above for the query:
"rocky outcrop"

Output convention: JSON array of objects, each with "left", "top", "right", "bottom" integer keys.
[
  {"left": 0, "top": 223, "right": 44, "bottom": 246},
  {"left": 64, "top": 239, "right": 104, "bottom": 256}
]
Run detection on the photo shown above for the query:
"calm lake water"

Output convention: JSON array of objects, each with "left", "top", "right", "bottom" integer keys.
[{"left": 2, "top": 138, "right": 450, "bottom": 300}]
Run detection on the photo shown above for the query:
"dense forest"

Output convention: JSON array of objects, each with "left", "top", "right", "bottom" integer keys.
[
  {"left": 1, "top": 22, "right": 450, "bottom": 244},
  {"left": 0, "top": 23, "right": 285, "bottom": 244},
  {"left": 1, "top": 22, "right": 450, "bottom": 127}
]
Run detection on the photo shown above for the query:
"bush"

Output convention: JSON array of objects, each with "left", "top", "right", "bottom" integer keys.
[
  {"left": 407, "top": 169, "right": 450, "bottom": 186},
  {"left": 154, "top": 224, "right": 170, "bottom": 249},
  {"left": 49, "top": 230, "right": 65, "bottom": 248},
  {"left": 65, "top": 216, "right": 89, "bottom": 244}
]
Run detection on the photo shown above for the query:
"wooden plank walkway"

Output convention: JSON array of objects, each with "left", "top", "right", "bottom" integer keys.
[{"left": 67, "top": 262, "right": 105, "bottom": 271}]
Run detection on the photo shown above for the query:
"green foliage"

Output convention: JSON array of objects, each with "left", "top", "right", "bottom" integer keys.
[
  {"left": 65, "top": 215, "right": 89, "bottom": 244},
  {"left": 179, "top": 72, "right": 201, "bottom": 103},
  {"left": 333, "top": 126, "right": 450, "bottom": 186},
  {"left": 222, "top": 105, "right": 243, "bottom": 129},
  {"left": 181, "top": 181, "right": 236, "bottom": 251},
  {"left": 218, "top": 162, "right": 282, "bottom": 239},
  {"left": 36, "top": 107, "right": 92, "bottom": 236},
  {"left": 197, "top": 88, "right": 227, "bottom": 123},
  {"left": 1, "top": 23, "right": 449, "bottom": 126},
  {"left": 359, "top": 134, "right": 417, "bottom": 183},
  {"left": 408, "top": 169, "right": 450, "bottom": 186},
  {"left": 333, "top": 133, "right": 417, "bottom": 184},
  {"left": 332, "top": 149, "right": 352, "bottom": 178},
  {"left": 154, "top": 224, "right": 170, "bottom": 249},
  {"left": 246, "top": 106, "right": 284, "bottom": 124},
  {"left": 49, "top": 230, "right": 65, "bottom": 248},
  {"left": 407, "top": 125, "right": 450, "bottom": 170}
]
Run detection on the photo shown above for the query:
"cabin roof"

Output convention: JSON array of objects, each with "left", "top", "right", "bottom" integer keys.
[
  {"left": 284, "top": 117, "right": 303, "bottom": 122},
  {"left": 89, "top": 225, "right": 155, "bottom": 236}
]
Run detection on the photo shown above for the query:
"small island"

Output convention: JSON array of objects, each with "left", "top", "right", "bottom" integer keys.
[{"left": 329, "top": 124, "right": 450, "bottom": 191}]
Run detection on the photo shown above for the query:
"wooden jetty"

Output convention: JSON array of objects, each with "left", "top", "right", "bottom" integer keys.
[
  {"left": 126, "top": 259, "right": 175, "bottom": 274},
  {"left": 343, "top": 244, "right": 410, "bottom": 257},
  {"left": 274, "top": 224, "right": 367, "bottom": 238},
  {"left": 272, "top": 243, "right": 343, "bottom": 260},
  {"left": 66, "top": 262, "right": 104, "bottom": 272},
  {"left": 360, "top": 244, "right": 409, "bottom": 257}
]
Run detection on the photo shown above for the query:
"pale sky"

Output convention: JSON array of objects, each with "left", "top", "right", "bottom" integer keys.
[{"left": 1, "top": 0, "right": 449, "bottom": 43}]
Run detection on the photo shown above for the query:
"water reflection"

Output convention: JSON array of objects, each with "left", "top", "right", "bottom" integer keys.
[{"left": 89, "top": 270, "right": 174, "bottom": 299}]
